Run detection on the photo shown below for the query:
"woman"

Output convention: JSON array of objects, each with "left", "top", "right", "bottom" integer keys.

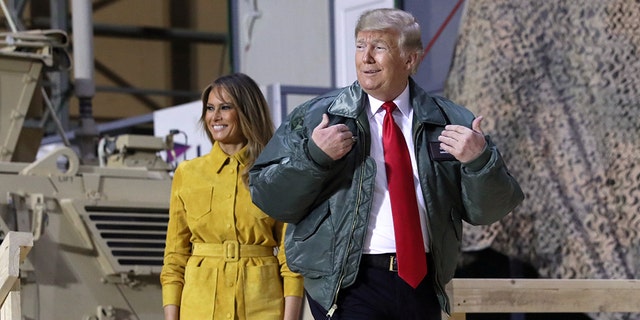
[{"left": 160, "top": 73, "right": 303, "bottom": 320}]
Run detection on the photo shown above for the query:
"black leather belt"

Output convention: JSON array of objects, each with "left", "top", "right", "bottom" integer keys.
[
  {"left": 360, "top": 253, "right": 431, "bottom": 273},
  {"left": 360, "top": 253, "right": 399, "bottom": 272}
]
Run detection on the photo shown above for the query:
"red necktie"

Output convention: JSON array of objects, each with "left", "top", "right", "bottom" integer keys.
[{"left": 381, "top": 101, "right": 427, "bottom": 288}]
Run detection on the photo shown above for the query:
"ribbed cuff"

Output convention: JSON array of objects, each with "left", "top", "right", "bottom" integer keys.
[
  {"left": 307, "top": 138, "right": 334, "bottom": 168},
  {"left": 462, "top": 145, "right": 491, "bottom": 172}
]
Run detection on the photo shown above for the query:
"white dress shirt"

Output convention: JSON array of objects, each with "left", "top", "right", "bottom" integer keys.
[{"left": 363, "top": 85, "right": 429, "bottom": 254}]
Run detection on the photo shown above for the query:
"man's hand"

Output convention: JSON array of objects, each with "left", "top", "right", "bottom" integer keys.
[
  {"left": 311, "top": 114, "right": 356, "bottom": 160},
  {"left": 438, "top": 116, "right": 487, "bottom": 163}
]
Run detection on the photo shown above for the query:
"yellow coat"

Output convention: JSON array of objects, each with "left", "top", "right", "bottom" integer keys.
[{"left": 160, "top": 142, "right": 303, "bottom": 319}]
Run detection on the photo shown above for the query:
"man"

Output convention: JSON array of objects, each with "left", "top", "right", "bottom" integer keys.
[{"left": 250, "top": 8, "right": 524, "bottom": 320}]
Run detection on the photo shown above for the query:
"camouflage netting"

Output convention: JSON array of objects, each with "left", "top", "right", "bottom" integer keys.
[{"left": 445, "top": 1, "right": 640, "bottom": 319}]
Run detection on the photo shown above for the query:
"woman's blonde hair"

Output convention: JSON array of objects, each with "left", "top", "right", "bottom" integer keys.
[{"left": 200, "top": 73, "right": 274, "bottom": 186}]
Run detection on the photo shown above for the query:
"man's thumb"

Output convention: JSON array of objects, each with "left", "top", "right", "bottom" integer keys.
[
  {"left": 317, "top": 113, "right": 330, "bottom": 129},
  {"left": 472, "top": 116, "right": 484, "bottom": 134}
]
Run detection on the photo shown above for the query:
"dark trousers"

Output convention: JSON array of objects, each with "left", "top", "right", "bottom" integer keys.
[{"left": 306, "top": 254, "right": 441, "bottom": 320}]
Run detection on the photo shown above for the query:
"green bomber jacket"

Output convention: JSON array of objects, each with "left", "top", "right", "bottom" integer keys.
[{"left": 249, "top": 78, "right": 524, "bottom": 315}]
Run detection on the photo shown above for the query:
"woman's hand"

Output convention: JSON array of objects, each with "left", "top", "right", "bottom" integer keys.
[
  {"left": 164, "top": 304, "right": 179, "bottom": 320},
  {"left": 283, "top": 295, "right": 303, "bottom": 320}
]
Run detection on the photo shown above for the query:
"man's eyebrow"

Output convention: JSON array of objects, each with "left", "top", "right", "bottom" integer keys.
[{"left": 356, "top": 38, "right": 385, "bottom": 44}]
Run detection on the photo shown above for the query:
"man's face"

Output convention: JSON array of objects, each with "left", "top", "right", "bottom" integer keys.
[{"left": 355, "top": 29, "right": 414, "bottom": 101}]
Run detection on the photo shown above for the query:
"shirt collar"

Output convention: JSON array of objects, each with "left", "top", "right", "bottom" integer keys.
[
  {"left": 367, "top": 84, "right": 411, "bottom": 119},
  {"left": 210, "top": 142, "right": 249, "bottom": 173}
]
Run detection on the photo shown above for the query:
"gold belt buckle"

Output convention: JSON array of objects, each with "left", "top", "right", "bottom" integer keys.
[
  {"left": 389, "top": 255, "right": 398, "bottom": 272},
  {"left": 223, "top": 240, "right": 240, "bottom": 262}
]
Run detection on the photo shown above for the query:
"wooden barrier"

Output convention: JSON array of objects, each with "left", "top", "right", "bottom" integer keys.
[
  {"left": 445, "top": 278, "right": 640, "bottom": 319},
  {"left": 0, "top": 232, "right": 33, "bottom": 320}
]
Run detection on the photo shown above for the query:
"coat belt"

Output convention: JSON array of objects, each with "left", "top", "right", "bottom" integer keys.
[{"left": 192, "top": 240, "right": 274, "bottom": 262}]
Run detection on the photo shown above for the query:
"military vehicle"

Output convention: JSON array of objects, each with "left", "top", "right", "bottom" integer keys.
[{"left": 1, "top": 28, "right": 171, "bottom": 319}]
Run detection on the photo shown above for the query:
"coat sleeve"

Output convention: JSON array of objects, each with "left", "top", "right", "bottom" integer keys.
[
  {"left": 275, "top": 222, "right": 304, "bottom": 297},
  {"left": 460, "top": 137, "right": 525, "bottom": 225},
  {"left": 433, "top": 96, "right": 524, "bottom": 225},
  {"left": 160, "top": 163, "right": 192, "bottom": 306},
  {"left": 249, "top": 104, "right": 334, "bottom": 224}
]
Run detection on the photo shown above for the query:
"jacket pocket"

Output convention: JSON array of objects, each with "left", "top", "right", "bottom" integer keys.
[
  {"left": 181, "top": 258, "right": 217, "bottom": 318},
  {"left": 286, "top": 201, "right": 335, "bottom": 277},
  {"left": 182, "top": 186, "right": 214, "bottom": 220},
  {"left": 292, "top": 201, "right": 330, "bottom": 241},
  {"left": 243, "top": 263, "right": 283, "bottom": 319}
]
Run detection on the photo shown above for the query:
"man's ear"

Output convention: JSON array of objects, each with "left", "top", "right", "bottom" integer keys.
[{"left": 405, "top": 51, "right": 420, "bottom": 70}]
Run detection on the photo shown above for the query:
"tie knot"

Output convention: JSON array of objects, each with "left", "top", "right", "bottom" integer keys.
[{"left": 382, "top": 101, "right": 397, "bottom": 113}]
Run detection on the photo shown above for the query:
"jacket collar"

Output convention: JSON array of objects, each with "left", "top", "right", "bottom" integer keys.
[
  {"left": 326, "top": 78, "right": 448, "bottom": 126},
  {"left": 408, "top": 78, "right": 448, "bottom": 126}
]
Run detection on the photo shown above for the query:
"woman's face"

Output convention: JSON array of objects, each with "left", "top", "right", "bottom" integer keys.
[{"left": 205, "top": 88, "right": 247, "bottom": 155}]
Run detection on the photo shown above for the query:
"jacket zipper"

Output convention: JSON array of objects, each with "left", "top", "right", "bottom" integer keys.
[
  {"left": 326, "top": 120, "right": 368, "bottom": 318},
  {"left": 415, "top": 123, "right": 450, "bottom": 315}
]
